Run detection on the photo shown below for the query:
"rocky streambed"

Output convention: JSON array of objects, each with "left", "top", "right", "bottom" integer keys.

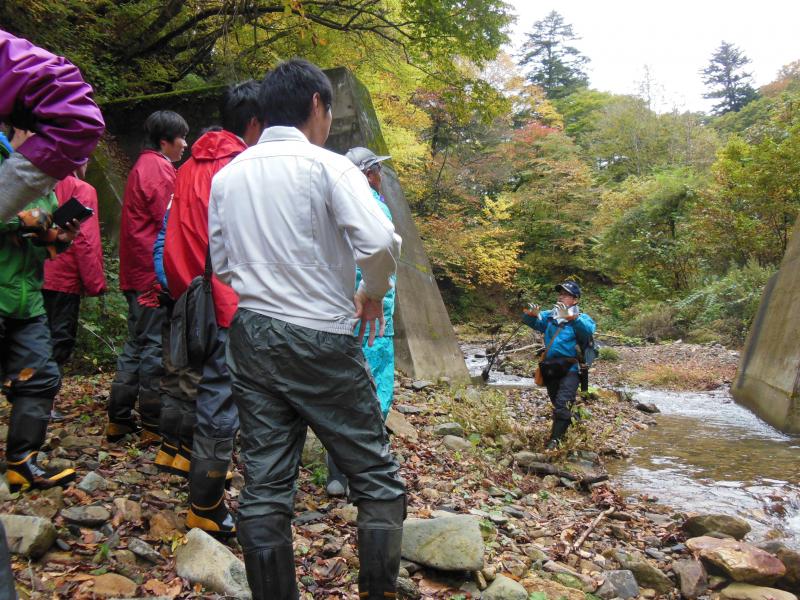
[{"left": 0, "top": 342, "right": 797, "bottom": 599}]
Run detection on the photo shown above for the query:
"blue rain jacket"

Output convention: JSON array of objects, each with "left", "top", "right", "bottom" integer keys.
[
  {"left": 355, "top": 189, "right": 396, "bottom": 416},
  {"left": 523, "top": 309, "right": 596, "bottom": 372}
]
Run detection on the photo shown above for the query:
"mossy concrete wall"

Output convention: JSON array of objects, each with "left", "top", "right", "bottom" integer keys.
[
  {"left": 93, "top": 69, "right": 469, "bottom": 383},
  {"left": 86, "top": 85, "right": 227, "bottom": 247},
  {"left": 732, "top": 218, "right": 800, "bottom": 433}
]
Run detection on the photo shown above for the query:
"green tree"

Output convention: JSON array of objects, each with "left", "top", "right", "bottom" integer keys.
[
  {"left": 585, "top": 95, "right": 718, "bottom": 183},
  {"left": 518, "top": 11, "right": 589, "bottom": 99},
  {"left": 701, "top": 41, "right": 758, "bottom": 115},
  {"left": 595, "top": 169, "right": 703, "bottom": 295},
  {"left": 2, "top": 0, "right": 513, "bottom": 98},
  {"left": 696, "top": 112, "right": 800, "bottom": 269}
]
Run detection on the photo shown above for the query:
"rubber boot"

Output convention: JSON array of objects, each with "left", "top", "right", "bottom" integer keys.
[
  {"left": 357, "top": 497, "right": 405, "bottom": 600},
  {"left": 154, "top": 441, "right": 178, "bottom": 474},
  {"left": 6, "top": 397, "right": 76, "bottom": 493},
  {"left": 0, "top": 520, "right": 18, "bottom": 600},
  {"left": 170, "top": 443, "right": 192, "bottom": 479},
  {"left": 545, "top": 418, "right": 571, "bottom": 450},
  {"left": 186, "top": 457, "right": 235, "bottom": 536},
  {"left": 186, "top": 436, "right": 235, "bottom": 537},
  {"left": 138, "top": 388, "right": 161, "bottom": 443},
  {"left": 107, "top": 371, "right": 140, "bottom": 442},
  {"left": 238, "top": 515, "right": 299, "bottom": 600},
  {"left": 325, "top": 452, "right": 347, "bottom": 497},
  {"left": 156, "top": 373, "right": 184, "bottom": 472}
]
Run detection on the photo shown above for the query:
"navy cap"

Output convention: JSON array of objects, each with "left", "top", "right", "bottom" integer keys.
[{"left": 555, "top": 281, "right": 581, "bottom": 298}]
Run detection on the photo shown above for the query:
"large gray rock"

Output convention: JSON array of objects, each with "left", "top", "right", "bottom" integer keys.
[
  {"left": 127, "top": 537, "right": 164, "bottom": 564},
  {"left": 0, "top": 514, "right": 57, "bottom": 558},
  {"left": 481, "top": 574, "right": 528, "bottom": 600},
  {"left": 175, "top": 528, "right": 251, "bottom": 599},
  {"left": 301, "top": 429, "right": 325, "bottom": 467},
  {"left": 401, "top": 515, "right": 483, "bottom": 571},
  {"left": 385, "top": 409, "right": 418, "bottom": 442},
  {"left": 617, "top": 554, "right": 674, "bottom": 593},
  {"left": 513, "top": 451, "right": 548, "bottom": 467},
  {"left": 443, "top": 435, "right": 471, "bottom": 451},
  {"left": 673, "top": 559, "right": 708, "bottom": 599},
  {"left": 596, "top": 570, "right": 639, "bottom": 599},
  {"left": 683, "top": 514, "right": 752, "bottom": 540},
  {"left": 433, "top": 422, "right": 463, "bottom": 437},
  {"left": 61, "top": 505, "right": 111, "bottom": 527},
  {"left": 720, "top": 583, "right": 797, "bottom": 600},
  {"left": 77, "top": 471, "right": 108, "bottom": 493},
  {"left": 687, "top": 537, "right": 786, "bottom": 584}
]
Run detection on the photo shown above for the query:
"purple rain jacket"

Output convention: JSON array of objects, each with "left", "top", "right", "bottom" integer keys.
[{"left": 0, "top": 30, "right": 105, "bottom": 179}]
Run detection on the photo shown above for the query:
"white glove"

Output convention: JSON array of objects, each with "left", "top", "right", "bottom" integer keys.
[{"left": 555, "top": 302, "right": 570, "bottom": 320}]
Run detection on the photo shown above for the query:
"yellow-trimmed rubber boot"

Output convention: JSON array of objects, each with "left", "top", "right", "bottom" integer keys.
[
  {"left": 106, "top": 420, "right": 139, "bottom": 443},
  {"left": 6, "top": 451, "right": 76, "bottom": 493},
  {"left": 139, "top": 429, "right": 161, "bottom": 447},
  {"left": 170, "top": 445, "right": 192, "bottom": 479},
  {"left": 154, "top": 442, "right": 178, "bottom": 473},
  {"left": 186, "top": 458, "right": 235, "bottom": 537}
]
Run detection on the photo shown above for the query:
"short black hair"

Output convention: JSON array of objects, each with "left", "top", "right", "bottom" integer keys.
[
  {"left": 259, "top": 58, "right": 332, "bottom": 127},
  {"left": 143, "top": 110, "right": 189, "bottom": 150},
  {"left": 220, "top": 80, "right": 262, "bottom": 137}
]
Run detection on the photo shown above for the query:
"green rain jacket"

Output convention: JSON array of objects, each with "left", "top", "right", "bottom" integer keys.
[{"left": 0, "top": 148, "right": 61, "bottom": 318}]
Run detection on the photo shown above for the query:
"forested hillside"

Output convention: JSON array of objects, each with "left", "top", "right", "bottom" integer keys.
[{"left": 4, "top": 1, "right": 798, "bottom": 348}]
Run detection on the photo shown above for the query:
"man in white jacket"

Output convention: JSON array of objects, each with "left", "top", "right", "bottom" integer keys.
[{"left": 208, "top": 59, "right": 406, "bottom": 600}]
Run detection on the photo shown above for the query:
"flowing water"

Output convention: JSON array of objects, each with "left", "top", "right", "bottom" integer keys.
[
  {"left": 608, "top": 388, "right": 800, "bottom": 548},
  {"left": 462, "top": 346, "right": 800, "bottom": 546}
]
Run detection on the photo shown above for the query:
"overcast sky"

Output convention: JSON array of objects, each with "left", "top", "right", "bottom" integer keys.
[{"left": 506, "top": 0, "right": 800, "bottom": 113}]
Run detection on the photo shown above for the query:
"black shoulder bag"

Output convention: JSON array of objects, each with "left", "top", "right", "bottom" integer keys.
[{"left": 169, "top": 251, "right": 218, "bottom": 370}]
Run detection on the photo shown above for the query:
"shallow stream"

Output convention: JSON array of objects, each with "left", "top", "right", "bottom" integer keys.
[
  {"left": 609, "top": 388, "right": 800, "bottom": 548},
  {"left": 463, "top": 347, "right": 800, "bottom": 547}
]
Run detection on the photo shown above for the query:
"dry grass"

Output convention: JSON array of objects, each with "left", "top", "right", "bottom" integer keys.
[
  {"left": 627, "top": 364, "right": 725, "bottom": 390},
  {"left": 442, "top": 387, "right": 513, "bottom": 438}
]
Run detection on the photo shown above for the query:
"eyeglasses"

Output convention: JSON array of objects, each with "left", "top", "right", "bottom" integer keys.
[{"left": 367, "top": 163, "right": 382, "bottom": 174}]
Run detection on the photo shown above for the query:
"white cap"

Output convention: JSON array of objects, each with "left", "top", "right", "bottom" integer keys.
[{"left": 345, "top": 146, "right": 391, "bottom": 171}]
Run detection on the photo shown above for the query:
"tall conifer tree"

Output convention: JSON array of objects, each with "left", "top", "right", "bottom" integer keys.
[
  {"left": 701, "top": 41, "right": 758, "bottom": 114},
  {"left": 518, "top": 11, "right": 589, "bottom": 99}
]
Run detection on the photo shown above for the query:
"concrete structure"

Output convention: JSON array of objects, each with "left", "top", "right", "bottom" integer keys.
[
  {"left": 324, "top": 68, "right": 470, "bottom": 383},
  {"left": 90, "top": 69, "right": 469, "bottom": 383},
  {"left": 732, "top": 219, "right": 800, "bottom": 433}
]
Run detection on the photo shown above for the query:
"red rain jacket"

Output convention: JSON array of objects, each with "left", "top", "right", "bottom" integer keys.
[
  {"left": 119, "top": 150, "right": 175, "bottom": 291},
  {"left": 43, "top": 175, "right": 106, "bottom": 296},
  {"left": 164, "top": 131, "right": 244, "bottom": 327}
]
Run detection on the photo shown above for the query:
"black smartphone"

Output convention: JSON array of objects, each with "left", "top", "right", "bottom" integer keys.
[{"left": 53, "top": 197, "right": 93, "bottom": 229}]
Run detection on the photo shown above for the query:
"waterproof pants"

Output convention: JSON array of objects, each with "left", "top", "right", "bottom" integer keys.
[
  {"left": 159, "top": 315, "right": 238, "bottom": 455},
  {"left": 0, "top": 315, "right": 61, "bottom": 459},
  {"left": 159, "top": 302, "right": 201, "bottom": 454},
  {"left": 545, "top": 369, "right": 581, "bottom": 421},
  {"left": 42, "top": 290, "right": 81, "bottom": 371},
  {"left": 108, "top": 291, "right": 165, "bottom": 432},
  {"left": 362, "top": 334, "right": 395, "bottom": 418},
  {"left": 228, "top": 310, "right": 405, "bottom": 598}
]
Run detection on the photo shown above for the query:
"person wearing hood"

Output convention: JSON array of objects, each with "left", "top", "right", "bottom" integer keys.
[
  {"left": 156, "top": 81, "right": 263, "bottom": 536},
  {"left": 0, "top": 29, "right": 105, "bottom": 221}
]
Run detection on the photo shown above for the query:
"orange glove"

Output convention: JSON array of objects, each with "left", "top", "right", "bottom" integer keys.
[{"left": 17, "top": 208, "right": 52, "bottom": 237}]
